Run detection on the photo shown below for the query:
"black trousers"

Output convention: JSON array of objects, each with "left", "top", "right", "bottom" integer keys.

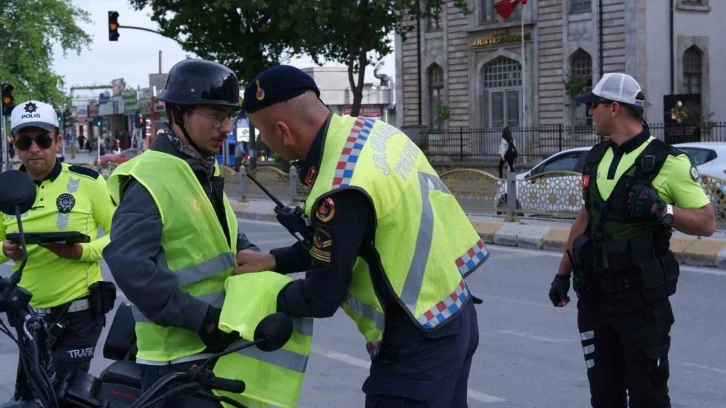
[
  {"left": 498, "top": 157, "right": 515, "bottom": 178},
  {"left": 577, "top": 289, "right": 674, "bottom": 408}
]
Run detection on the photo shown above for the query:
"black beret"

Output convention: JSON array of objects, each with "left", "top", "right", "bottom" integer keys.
[{"left": 242, "top": 65, "right": 321, "bottom": 113}]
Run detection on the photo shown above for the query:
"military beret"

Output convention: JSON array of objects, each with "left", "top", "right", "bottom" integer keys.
[{"left": 242, "top": 65, "right": 321, "bottom": 113}]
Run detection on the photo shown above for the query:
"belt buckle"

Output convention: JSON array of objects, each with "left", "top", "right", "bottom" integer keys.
[{"left": 33, "top": 307, "right": 51, "bottom": 317}]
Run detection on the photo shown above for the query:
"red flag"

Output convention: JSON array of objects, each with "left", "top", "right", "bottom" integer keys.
[{"left": 493, "top": 0, "right": 525, "bottom": 20}]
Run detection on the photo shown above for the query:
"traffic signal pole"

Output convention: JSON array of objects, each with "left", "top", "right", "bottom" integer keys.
[{"left": 0, "top": 108, "right": 6, "bottom": 172}]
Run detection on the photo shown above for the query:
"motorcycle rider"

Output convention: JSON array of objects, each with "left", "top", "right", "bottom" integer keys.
[{"left": 103, "top": 58, "right": 260, "bottom": 395}]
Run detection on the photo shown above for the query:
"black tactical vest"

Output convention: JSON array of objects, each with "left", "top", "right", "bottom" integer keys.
[{"left": 581, "top": 138, "right": 674, "bottom": 272}]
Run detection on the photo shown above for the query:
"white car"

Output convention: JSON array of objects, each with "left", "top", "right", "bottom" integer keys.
[
  {"left": 496, "top": 147, "right": 591, "bottom": 216},
  {"left": 672, "top": 142, "right": 726, "bottom": 179}
]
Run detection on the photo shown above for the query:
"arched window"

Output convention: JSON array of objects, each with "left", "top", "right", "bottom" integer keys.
[
  {"left": 683, "top": 46, "right": 702, "bottom": 95},
  {"left": 481, "top": 56, "right": 522, "bottom": 127},
  {"left": 428, "top": 64, "right": 444, "bottom": 129},
  {"left": 570, "top": 49, "right": 593, "bottom": 126}
]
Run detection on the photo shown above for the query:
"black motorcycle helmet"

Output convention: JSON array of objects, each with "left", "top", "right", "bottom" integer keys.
[{"left": 158, "top": 58, "right": 241, "bottom": 108}]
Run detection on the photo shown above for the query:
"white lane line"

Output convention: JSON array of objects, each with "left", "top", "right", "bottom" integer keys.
[
  {"left": 310, "top": 346, "right": 507, "bottom": 404},
  {"left": 495, "top": 329, "right": 574, "bottom": 344},
  {"left": 680, "top": 362, "right": 726, "bottom": 375}
]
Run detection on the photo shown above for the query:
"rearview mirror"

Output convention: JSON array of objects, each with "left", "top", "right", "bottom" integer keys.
[
  {"left": 0, "top": 170, "right": 36, "bottom": 215},
  {"left": 254, "top": 312, "right": 294, "bottom": 352}
]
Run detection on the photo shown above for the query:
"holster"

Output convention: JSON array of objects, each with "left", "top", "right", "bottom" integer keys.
[
  {"left": 639, "top": 251, "right": 679, "bottom": 302},
  {"left": 88, "top": 281, "right": 117, "bottom": 320}
]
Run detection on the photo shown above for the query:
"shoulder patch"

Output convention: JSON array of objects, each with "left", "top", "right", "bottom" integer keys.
[
  {"left": 690, "top": 165, "right": 699, "bottom": 181},
  {"left": 68, "top": 165, "right": 100, "bottom": 180}
]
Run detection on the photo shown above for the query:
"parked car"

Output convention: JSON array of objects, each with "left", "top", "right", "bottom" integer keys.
[
  {"left": 672, "top": 142, "right": 726, "bottom": 179},
  {"left": 496, "top": 147, "right": 591, "bottom": 216},
  {"left": 95, "top": 148, "right": 140, "bottom": 168}
]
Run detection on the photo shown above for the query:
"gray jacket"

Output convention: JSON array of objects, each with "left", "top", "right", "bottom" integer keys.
[{"left": 103, "top": 134, "right": 259, "bottom": 334}]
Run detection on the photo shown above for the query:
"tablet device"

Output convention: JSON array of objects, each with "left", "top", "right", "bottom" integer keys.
[{"left": 6, "top": 232, "right": 91, "bottom": 245}]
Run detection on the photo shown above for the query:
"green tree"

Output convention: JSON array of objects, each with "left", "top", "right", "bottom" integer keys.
[
  {"left": 128, "top": 0, "right": 305, "bottom": 82},
  {"left": 0, "top": 0, "right": 91, "bottom": 108},
  {"left": 294, "top": 0, "right": 469, "bottom": 116}
]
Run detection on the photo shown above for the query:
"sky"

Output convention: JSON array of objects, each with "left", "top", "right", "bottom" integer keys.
[{"left": 52, "top": 0, "right": 396, "bottom": 102}]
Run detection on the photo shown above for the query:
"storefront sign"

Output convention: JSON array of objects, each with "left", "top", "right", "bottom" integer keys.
[
  {"left": 343, "top": 104, "right": 383, "bottom": 117},
  {"left": 469, "top": 29, "right": 531, "bottom": 47}
]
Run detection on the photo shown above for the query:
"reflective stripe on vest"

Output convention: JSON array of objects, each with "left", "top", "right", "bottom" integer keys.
[
  {"left": 335, "top": 118, "right": 487, "bottom": 329},
  {"left": 226, "top": 339, "right": 309, "bottom": 373}
]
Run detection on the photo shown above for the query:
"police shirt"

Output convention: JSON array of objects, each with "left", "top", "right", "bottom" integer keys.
[
  {"left": 591, "top": 128, "right": 711, "bottom": 209},
  {"left": 0, "top": 160, "right": 117, "bottom": 308}
]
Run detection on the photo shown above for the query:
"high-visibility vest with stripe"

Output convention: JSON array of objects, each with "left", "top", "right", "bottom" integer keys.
[
  {"left": 213, "top": 272, "right": 313, "bottom": 408},
  {"left": 107, "top": 150, "right": 239, "bottom": 362},
  {"left": 305, "top": 115, "right": 489, "bottom": 358}
]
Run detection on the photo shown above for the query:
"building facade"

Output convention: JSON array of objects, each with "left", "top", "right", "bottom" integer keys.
[{"left": 395, "top": 0, "right": 722, "bottom": 130}]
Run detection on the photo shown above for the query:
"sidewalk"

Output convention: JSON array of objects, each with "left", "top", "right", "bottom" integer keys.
[{"left": 229, "top": 199, "right": 726, "bottom": 269}]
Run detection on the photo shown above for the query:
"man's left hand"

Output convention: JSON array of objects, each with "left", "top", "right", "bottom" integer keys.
[
  {"left": 628, "top": 185, "right": 664, "bottom": 218},
  {"left": 40, "top": 243, "right": 83, "bottom": 260}
]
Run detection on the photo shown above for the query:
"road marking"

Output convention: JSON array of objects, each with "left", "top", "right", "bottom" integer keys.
[
  {"left": 310, "top": 346, "right": 507, "bottom": 404},
  {"left": 679, "top": 362, "right": 726, "bottom": 375}
]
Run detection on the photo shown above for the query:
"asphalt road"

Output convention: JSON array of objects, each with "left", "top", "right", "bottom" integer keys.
[{"left": 1, "top": 219, "right": 725, "bottom": 407}]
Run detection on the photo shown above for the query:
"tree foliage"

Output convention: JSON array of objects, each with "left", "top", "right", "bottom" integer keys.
[
  {"left": 128, "top": 0, "right": 305, "bottom": 83},
  {"left": 128, "top": 0, "right": 470, "bottom": 116},
  {"left": 0, "top": 0, "right": 91, "bottom": 108},
  {"left": 293, "top": 0, "right": 470, "bottom": 116}
]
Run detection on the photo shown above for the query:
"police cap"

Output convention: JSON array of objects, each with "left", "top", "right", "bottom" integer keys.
[{"left": 242, "top": 65, "right": 320, "bottom": 113}]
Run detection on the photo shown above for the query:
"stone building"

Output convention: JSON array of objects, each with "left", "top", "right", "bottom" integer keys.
[{"left": 395, "top": 0, "right": 722, "bottom": 130}]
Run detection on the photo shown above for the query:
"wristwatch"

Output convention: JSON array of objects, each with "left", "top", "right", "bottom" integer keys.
[{"left": 660, "top": 204, "right": 674, "bottom": 226}]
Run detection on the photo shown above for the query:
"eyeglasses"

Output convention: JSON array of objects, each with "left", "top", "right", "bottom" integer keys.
[
  {"left": 591, "top": 99, "right": 615, "bottom": 109},
  {"left": 13, "top": 134, "right": 54, "bottom": 151},
  {"left": 189, "top": 110, "right": 240, "bottom": 128}
]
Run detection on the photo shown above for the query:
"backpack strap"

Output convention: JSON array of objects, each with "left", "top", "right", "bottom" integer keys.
[{"left": 582, "top": 141, "right": 611, "bottom": 214}]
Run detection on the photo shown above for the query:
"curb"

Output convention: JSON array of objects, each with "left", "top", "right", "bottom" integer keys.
[{"left": 230, "top": 202, "right": 725, "bottom": 269}]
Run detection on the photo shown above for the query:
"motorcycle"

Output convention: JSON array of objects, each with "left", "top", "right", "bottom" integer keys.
[{"left": 0, "top": 170, "right": 294, "bottom": 408}]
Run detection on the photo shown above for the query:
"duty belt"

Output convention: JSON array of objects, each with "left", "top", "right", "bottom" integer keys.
[{"left": 33, "top": 298, "right": 90, "bottom": 317}]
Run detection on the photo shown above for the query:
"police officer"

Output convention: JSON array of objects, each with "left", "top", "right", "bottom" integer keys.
[
  {"left": 0, "top": 101, "right": 117, "bottom": 388},
  {"left": 102, "top": 58, "right": 261, "bottom": 394},
  {"left": 549, "top": 73, "right": 716, "bottom": 408},
  {"left": 233, "top": 65, "right": 487, "bottom": 407}
]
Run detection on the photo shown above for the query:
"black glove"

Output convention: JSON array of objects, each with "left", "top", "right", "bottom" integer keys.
[
  {"left": 628, "top": 184, "right": 664, "bottom": 218},
  {"left": 198, "top": 306, "right": 239, "bottom": 353},
  {"left": 549, "top": 274, "right": 571, "bottom": 307}
]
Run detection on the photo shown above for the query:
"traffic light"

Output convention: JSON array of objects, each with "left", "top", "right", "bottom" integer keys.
[
  {"left": 95, "top": 116, "right": 102, "bottom": 127},
  {"left": 108, "top": 11, "right": 120, "bottom": 41},
  {"left": 62, "top": 109, "right": 73, "bottom": 126},
  {"left": 56, "top": 110, "right": 62, "bottom": 123},
  {"left": 1, "top": 83, "right": 15, "bottom": 116}
]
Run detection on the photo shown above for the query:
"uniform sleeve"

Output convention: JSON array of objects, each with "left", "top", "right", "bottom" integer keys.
[
  {"left": 236, "top": 232, "right": 261, "bottom": 253},
  {"left": 270, "top": 241, "right": 312, "bottom": 274},
  {"left": 655, "top": 154, "right": 712, "bottom": 209},
  {"left": 79, "top": 175, "right": 117, "bottom": 262},
  {"left": 102, "top": 180, "right": 209, "bottom": 333},
  {"left": 276, "top": 189, "right": 371, "bottom": 318}
]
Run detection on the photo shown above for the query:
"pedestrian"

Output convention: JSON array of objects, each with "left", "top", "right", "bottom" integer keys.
[
  {"left": 0, "top": 100, "right": 117, "bottom": 392},
  {"left": 234, "top": 141, "right": 245, "bottom": 172},
  {"left": 548, "top": 73, "right": 716, "bottom": 408},
  {"left": 102, "top": 58, "right": 263, "bottom": 395},
  {"left": 498, "top": 126, "right": 516, "bottom": 178},
  {"left": 234, "top": 65, "right": 488, "bottom": 407}
]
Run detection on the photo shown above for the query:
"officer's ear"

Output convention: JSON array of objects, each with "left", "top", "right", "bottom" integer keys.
[{"left": 275, "top": 121, "right": 293, "bottom": 146}]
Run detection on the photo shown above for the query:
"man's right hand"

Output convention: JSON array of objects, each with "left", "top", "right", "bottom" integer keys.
[
  {"left": 2, "top": 240, "right": 22, "bottom": 262},
  {"left": 232, "top": 250, "right": 276, "bottom": 276},
  {"left": 549, "top": 274, "right": 571, "bottom": 307},
  {"left": 198, "top": 306, "right": 238, "bottom": 352}
]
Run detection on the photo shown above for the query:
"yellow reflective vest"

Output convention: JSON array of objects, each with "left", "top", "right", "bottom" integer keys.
[
  {"left": 213, "top": 272, "right": 313, "bottom": 408},
  {"left": 305, "top": 115, "right": 489, "bottom": 358},
  {"left": 107, "top": 150, "right": 239, "bottom": 362}
]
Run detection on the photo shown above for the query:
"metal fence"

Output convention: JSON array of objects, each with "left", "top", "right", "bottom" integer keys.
[
  {"left": 227, "top": 165, "right": 726, "bottom": 226},
  {"left": 419, "top": 122, "right": 726, "bottom": 164}
]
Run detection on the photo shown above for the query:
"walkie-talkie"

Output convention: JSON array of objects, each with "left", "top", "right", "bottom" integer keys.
[{"left": 247, "top": 173, "right": 314, "bottom": 250}]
